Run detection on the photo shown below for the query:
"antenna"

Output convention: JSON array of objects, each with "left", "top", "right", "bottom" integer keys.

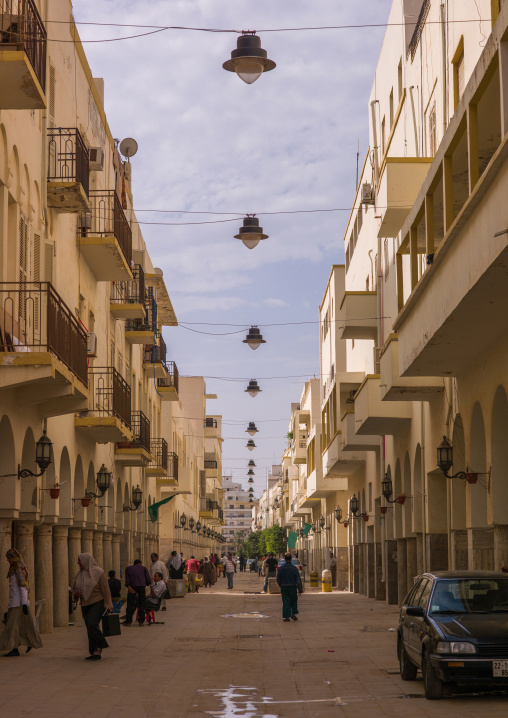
[{"left": 119, "top": 137, "right": 139, "bottom": 162}]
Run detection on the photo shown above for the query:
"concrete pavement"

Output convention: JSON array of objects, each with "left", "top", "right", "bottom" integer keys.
[{"left": 1, "top": 570, "right": 508, "bottom": 717}]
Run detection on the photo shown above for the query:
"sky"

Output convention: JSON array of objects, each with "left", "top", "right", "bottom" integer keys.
[{"left": 73, "top": 0, "right": 393, "bottom": 501}]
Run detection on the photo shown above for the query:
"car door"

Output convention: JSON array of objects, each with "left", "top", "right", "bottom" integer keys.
[
  {"left": 401, "top": 579, "right": 423, "bottom": 652},
  {"left": 409, "top": 579, "right": 433, "bottom": 665}
]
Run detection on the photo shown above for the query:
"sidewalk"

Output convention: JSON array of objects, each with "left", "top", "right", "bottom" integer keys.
[{"left": 1, "top": 571, "right": 508, "bottom": 717}]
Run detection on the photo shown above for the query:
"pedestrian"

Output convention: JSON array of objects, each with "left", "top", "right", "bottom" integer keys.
[
  {"left": 167, "top": 551, "right": 184, "bottom": 580},
  {"left": 73, "top": 553, "right": 113, "bottom": 660},
  {"left": 150, "top": 552, "right": 168, "bottom": 610},
  {"left": 221, "top": 554, "right": 227, "bottom": 578},
  {"left": 122, "top": 558, "right": 151, "bottom": 626},
  {"left": 239, "top": 553, "right": 245, "bottom": 572},
  {"left": 202, "top": 557, "right": 215, "bottom": 587},
  {"left": 224, "top": 553, "right": 236, "bottom": 589},
  {"left": 144, "top": 572, "right": 167, "bottom": 611},
  {"left": 259, "top": 555, "right": 265, "bottom": 577},
  {"left": 251, "top": 557, "right": 258, "bottom": 573},
  {"left": 277, "top": 552, "right": 303, "bottom": 622},
  {"left": 262, "top": 553, "right": 278, "bottom": 594},
  {"left": 210, "top": 554, "right": 218, "bottom": 585},
  {"left": 108, "top": 570, "right": 122, "bottom": 614},
  {"left": 0, "top": 548, "right": 43, "bottom": 657},
  {"left": 329, "top": 552, "right": 337, "bottom": 587},
  {"left": 185, "top": 556, "right": 200, "bottom": 593}
]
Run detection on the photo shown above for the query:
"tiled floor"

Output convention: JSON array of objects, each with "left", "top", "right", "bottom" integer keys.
[{"left": 1, "top": 572, "right": 508, "bottom": 716}]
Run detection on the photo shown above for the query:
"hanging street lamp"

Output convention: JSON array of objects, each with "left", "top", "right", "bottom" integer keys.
[
  {"left": 223, "top": 32, "right": 276, "bottom": 85},
  {"left": 235, "top": 215, "right": 268, "bottom": 250},
  {"left": 243, "top": 325, "right": 266, "bottom": 350},
  {"left": 246, "top": 422, "right": 258, "bottom": 436},
  {"left": 248, "top": 477, "right": 254, "bottom": 483},
  {"left": 247, "top": 469, "right": 255, "bottom": 476},
  {"left": 245, "top": 380, "right": 261, "bottom": 397},
  {"left": 123, "top": 485, "right": 142, "bottom": 512},
  {"left": 247, "top": 439, "right": 256, "bottom": 451},
  {"left": 248, "top": 459, "right": 256, "bottom": 467}
]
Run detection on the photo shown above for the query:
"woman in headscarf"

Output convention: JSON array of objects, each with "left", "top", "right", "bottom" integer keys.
[
  {"left": 73, "top": 553, "right": 112, "bottom": 661},
  {"left": 202, "top": 556, "right": 215, "bottom": 587},
  {"left": 0, "top": 548, "right": 43, "bottom": 657},
  {"left": 167, "top": 551, "right": 183, "bottom": 580},
  {"left": 209, "top": 554, "right": 218, "bottom": 585}
]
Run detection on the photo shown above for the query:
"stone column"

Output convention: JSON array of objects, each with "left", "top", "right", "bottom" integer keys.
[
  {"left": 406, "top": 537, "right": 418, "bottom": 590},
  {"left": 144, "top": 536, "right": 151, "bottom": 565},
  {"left": 386, "top": 539, "right": 398, "bottom": 605},
  {"left": 112, "top": 534, "right": 121, "bottom": 578},
  {"left": 375, "top": 542, "right": 386, "bottom": 601},
  {"left": 52, "top": 525, "right": 69, "bottom": 627},
  {"left": 93, "top": 531, "right": 104, "bottom": 567},
  {"left": 68, "top": 527, "right": 81, "bottom": 585},
  {"left": 35, "top": 524, "right": 54, "bottom": 634},
  {"left": 14, "top": 520, "right": 35, "bottom": 603},
  {"left": 0, "top": 519, "right": 12, "bottom": 609},
  {"left": 103, "top": 533, "right": 113, "bottom": 574},
  {"left": 494, "top": 525, "right": 508, "bottom": 569},
  {"left": 81, "top": 528, "right": 93, "bottom": 555},
  {"left": 397, "top": 539, "right": 408, "bottom": 606},
  {"left": 367, "top": 542, "right": 375, "bottom": 598}
]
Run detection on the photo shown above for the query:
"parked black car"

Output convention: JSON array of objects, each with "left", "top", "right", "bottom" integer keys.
[{"left": 397, "top": 571, "right": 508, "bottom": 699}]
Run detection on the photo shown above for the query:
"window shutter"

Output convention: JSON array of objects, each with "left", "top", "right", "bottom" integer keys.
[
  {"left": 33, "top": 233, "right": 41, "bottom": 333},
  {"left": 19, "top": 213, "right": 28, "bottom": 326},
  {"left": 49, "top": 64, "right": 56, "bottom": 126},
  {"left": 457, "top": 53, "right": 465, "bottom": 101},
  {"left": 44, "top": 242, "right": 53, "bottom": 282}
]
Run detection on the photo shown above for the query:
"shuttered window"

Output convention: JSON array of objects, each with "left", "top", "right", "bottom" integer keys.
[
  {"left": 429, "top": 102, "right": 437, "bottom": 156},
  {"left": 33, "top": 233, "right": 40, "bottom": 333},
  {"left": 19, "top": 213, "right": 28, "bottom": 324},
  {"left": 49, "top": 64, "right": 56, "bottom": 126},
  {"left": 44, "top": 243, "right": 53, "bottom": 283}
]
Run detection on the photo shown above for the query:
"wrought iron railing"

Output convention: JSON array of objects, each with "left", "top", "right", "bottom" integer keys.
[
  {"left": 157, "top": 361, "right": 179, "bottom": 393},
  {"left": 131, "top": 410, "right": 150, "bottom": 452},
  {"left": 200, "top": 497, "right": 213, "bottom": 512},
  {"left": 147, "top": 438, "right": 169, "bottom": 472},
  {"left": 143, "top": 332, "right": 166, "bottom": 365},
  {"left": 0, "top": 0, "right": 47, "bottom": 90},
  {"left": 205, "top": 417, "right": 218, "bottom": 428},
  {"left": 204, "top": 460, "right": 217, "bottom": 469},
  {"left": 0, "top": 282, "right": 87, "bottom": 386},
  {"left": 126, "top": 290, "right": 156, "bottom": 334},
  {"left": 47, "top": 128, "right": 89, "bottom": 197},
  {"left": 82, "top": 367, "right": 131, "bottom": 427},
  {"left": 81, "top": 190, "right": 132, "bottom": 267},
  {"left": 111, "top": 264, "right": 144, "bottom": 306}
]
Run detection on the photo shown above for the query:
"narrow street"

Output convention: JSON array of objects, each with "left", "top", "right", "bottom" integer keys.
[{"left": 2, "top": 572, "right": 508, "bottom": 717}]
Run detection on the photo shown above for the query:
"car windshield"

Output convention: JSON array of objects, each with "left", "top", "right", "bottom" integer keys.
[{"left": 429, "top": 579, "right": 508, "bottom": 614}]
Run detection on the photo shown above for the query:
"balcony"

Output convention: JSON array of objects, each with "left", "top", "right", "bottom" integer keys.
[
  {"left": 0, "top": 0, "right": 46, "bottom": 109},
  {"left": 47, "top": 129, "right": 90, "bottom": 212},
  {"left": 75, "top": 367, "right": 131, "bottom": 443},
  {"left": 78, "top": 191, "right": 133, "bottom": 281},
  {"left": 0, "top": 282, "right": 88, "bottom": 416},
  {"left": 155, "top": 450, "right": 178, "bottom": 486},
  {"left": 199, "top": 497, "right": 214, "bottom": 518},
  {"left": 110, "top": 265, "right": 146, "bottom": 319},
  {"left": 379, "top": 334, "right": 444, "bottom": 401},
  {"left": 306, "top": 469, "right": 348, "bottom": 499},
  {"left": 142, "top": 333, "right": 167, "bottom": 379},
  {"left": 339, "top": 291, "right": 377, "bottom": 340},
  {"left": 205, "top": 417, "right": 219, "bottom": 437},
  {"left": 354, "top": 375, "right": 411, "bottom": 436},
  {"left": 322, "top": 431, "right": 366, "bottom": 478},
  {"left": 340, "top": 411, "right": 379, "bottom": 453},
  {"left": 125, "top": 291, "right": 156, "bottom": 344},
  {"left": 377, "top": 158, "right": 433, "bottom": 238},
  {"left": 115, "top": 410, "right": 151, "bottom": 466},
  {"left": 146, "top": 437, "right": 175, "bottom": 481},
  {"left": 157, "top": 361, "right": 179, "bottom": 401}
]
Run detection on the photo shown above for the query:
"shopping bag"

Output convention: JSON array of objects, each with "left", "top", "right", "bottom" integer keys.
[{"left": 102, "top": 612, "right": 121, "bottom": 637}]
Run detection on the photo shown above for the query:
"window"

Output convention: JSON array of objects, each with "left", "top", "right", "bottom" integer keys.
[
  {"left": 381, "top": 116, "right": 386, "bottom": 156},
  {"left": 389, "top": 88, "right": 394, "bottom": 128},
  {"left": 452, "top": 37, "right": 465, "bottom": 110},
  {"left": 398, "top": 59, "right": 403, "bottom": 101},
  {"left": 418, "top": 580, "right": 433, "bottom": 611},
  {"left": 428, "top": 101, "right": 437, "bottom": 156}
]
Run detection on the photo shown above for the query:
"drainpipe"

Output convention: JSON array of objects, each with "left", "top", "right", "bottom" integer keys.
[{"left": 370, "top": 100, "right": 380, "bottom": 185}]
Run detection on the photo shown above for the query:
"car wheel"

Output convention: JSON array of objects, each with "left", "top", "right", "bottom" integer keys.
[
  {"left": 422, "top": 649, "right": 443, "bottom": 700},
  {"left": 399, "top": 639, "right": 418, "bottom": 681}
]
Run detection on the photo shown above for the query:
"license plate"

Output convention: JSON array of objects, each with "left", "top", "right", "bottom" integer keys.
[{"left": 493, "top": 661, "right": 508, "bottom": 677}]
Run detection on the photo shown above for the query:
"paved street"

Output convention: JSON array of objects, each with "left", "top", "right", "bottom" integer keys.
[{"left": 2, "top": 572, "right": 508, "bottom": 717}]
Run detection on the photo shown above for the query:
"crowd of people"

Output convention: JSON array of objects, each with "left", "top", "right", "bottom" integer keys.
[{"left": 1, "top": 547, "right": 313, "bottom": 660}]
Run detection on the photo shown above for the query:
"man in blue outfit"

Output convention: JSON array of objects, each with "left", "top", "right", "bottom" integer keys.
[{"left": 276, "top": 553, "right": 303, "bottom": 622}]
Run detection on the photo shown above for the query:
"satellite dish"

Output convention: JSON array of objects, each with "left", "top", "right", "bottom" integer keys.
[{"left": 119, "top": 137, "right": 138, "bottom": 159}]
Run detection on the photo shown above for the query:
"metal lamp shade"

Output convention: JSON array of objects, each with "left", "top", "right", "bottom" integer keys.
[
  {"left": 96, "top": 464, "right": 112, "bottom": 494},
  {"left": 246, "top": 422, "right": 258, "bottom": 436},
  {"left": 247, "top": 469, "right": 255, "bottom": 476},
  {"left": 245, "top": 380, "right": 261, "bottom": 397},
  {"left": 223, "top": 34, "right": 276, "bottom": 84},
  {"left": 248, "top": 478, "right": 254, "bottom": 483},
  {"left": 247, "top": 440, "right": 256, "bottom": 451},
  {"left": 248, "top": 460, "right": 256, "bottom": 467},
  {"left": 381, "top": 475, "right": 393, "bottom": 500},
  {"left": 349, "top": 494, "right": 359, "bottom": 516},
  {"left": 243, "top": 325, "right": 266, "bottom": 350},
  {"left": 132, "top": 486, "right": 143, "bottom": 508},
  {"left": 196, "top": 520, "right": 202, "bottom": 533},
  {"left": 334, "top": 506, "right": 342, "bottom": 523},
  {"left": 189, "top": 517, "right": 195, "bottom": 530},
  {"left": 437, "top": 436, "right": 454, "bottom": 474},
  {"left": 235, "top": 216, "right": 268, "bottom": 249},
  {"left": 180, "top": 513, "right": 187, "bottom": 528}
]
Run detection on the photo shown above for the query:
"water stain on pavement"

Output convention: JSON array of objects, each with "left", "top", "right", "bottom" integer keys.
[{"left": 220, "top": 612, "right": 269, "bottom": 619}]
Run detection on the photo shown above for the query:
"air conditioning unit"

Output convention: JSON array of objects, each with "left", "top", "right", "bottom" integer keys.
[
  {"left": 87, "top": 332, "right": 97, "bottom": 357},
  {"left": 123, "top": 162, "right": 132, "bottom": 184},
  {"left": 89, "top": 147, "right": 104, "bottom": 171},
  {"left": 362, "top": 183, "right": 375, "bottom": 205}
]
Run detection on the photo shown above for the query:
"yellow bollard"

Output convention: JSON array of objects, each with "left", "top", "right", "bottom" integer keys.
[
  {"left": 322, "top": 569, "right": 332, "bottom": 592},
  {"left": 310, "top": 571, "right": 319, "bottom": 588}
]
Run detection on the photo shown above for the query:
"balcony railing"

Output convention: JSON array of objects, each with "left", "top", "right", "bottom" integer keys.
[
  {"left": 200, "top": 498, "right": 213, "bottom": 512},
  {"left": 47, "top": 128, "right": 89, "bottom": 197},
  {"left": 205, "top": 417, "right": 218, "bottom": 428},
  {"left": 157, "top": 361, "right": 179, "bottom": 392},
  {"left": 204, "top": 460, "right": 218, "bottom": 469},
  {"left": 131, "top": 410, "right": 150, "bottom": 452},
  {"left": 147, "top": 439, "right": 178, "bottom": 478},
  {"left": 144, "top": 332, "right": 166, "bottom": 365},
  {"left": 0, "top": 0, "right": 47, "bottom": 91},
  {"left": 111, "top": 264, "right": 145, "bottom": 305},
  {"left": 81, "top": 190, "right": 132, "bottom": 267},
  {"left": 84, "top": 367, "right": 131, "bottom": 427},
  {"left": 126, "top": 290, "right": 157, "bottom": 334},
  {"left": 0, "top": 282, "right": 87, "bottom": 386}
]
